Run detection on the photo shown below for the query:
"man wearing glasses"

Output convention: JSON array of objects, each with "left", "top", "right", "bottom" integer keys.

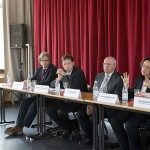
[
  {"left": 5, "top": 52, "right": 57, "bottom": 135},
  {"left": 77, "top": 56, "right": 124, "bottom": 145}
]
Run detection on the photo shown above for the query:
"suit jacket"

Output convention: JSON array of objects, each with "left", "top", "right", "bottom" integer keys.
[
  {"left": 51, "top": 66, "right": 87, "bottom": 92},
  {"left": 95, "top": 71, "right": 124, "bottom": 118},
  {"left": 95, "top": 71, "right": 123, "bottom": 97},
  {"left": 31, "top": 64, "right": 57, "bottom": 86},
  {"left": 129, "top": 75, "right": 150, "bottom": 98}
]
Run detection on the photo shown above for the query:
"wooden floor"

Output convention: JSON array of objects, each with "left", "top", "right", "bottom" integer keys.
[{"left": 0, "top": 101, "right": 120, "bottom": 150}]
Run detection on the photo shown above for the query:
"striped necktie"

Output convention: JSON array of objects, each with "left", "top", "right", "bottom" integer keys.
[{"left": 99, "top": 74, "right": 109, "bottom": 93}]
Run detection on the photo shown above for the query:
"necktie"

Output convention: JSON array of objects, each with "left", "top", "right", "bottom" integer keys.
[
  {"left": 68, "top": 74, "right": 71, "bottom": 78},
  {"left": 99, "top": 74, "right": 109, "bottom": 93},
  {"left": 40, "top": 69, "right": 46, "bottom": 81}
]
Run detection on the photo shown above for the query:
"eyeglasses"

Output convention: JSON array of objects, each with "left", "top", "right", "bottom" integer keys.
[
  {"left": 141, "top": 65, "right": 150, "bottom": 69},
  {"left": 40, "top": 59, "right": 49, "bottom": 62},
  {"left": 103, "top": 63, "right": 114, "bottom": 66}
]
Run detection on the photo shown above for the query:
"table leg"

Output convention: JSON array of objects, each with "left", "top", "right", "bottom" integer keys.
[
  {"left": 99, "top": 105, "right": 105, "bottom": 150},
  {"left": 93, "top": 104, "right": 98, "bottom": 150},
  {"left": 28, "top": 96, "right": 55, "bottom": 140},
  {"left": 0, "top": 88, "right": 15, "bottom": 124}
]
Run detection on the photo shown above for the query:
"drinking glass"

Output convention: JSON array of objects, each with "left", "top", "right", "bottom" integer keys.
[
  {"left": 63, "top": 81, "right": 68, "bottom": 89},
  {"left": 134, "top": 89, "right": 140, "bottom": 95},
  {"left": 32, "top": 80, "right": 37, "bottom": 88}
]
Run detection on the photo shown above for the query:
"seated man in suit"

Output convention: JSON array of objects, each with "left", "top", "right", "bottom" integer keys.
[
  {"left": 46, "top": 54, "right": 87, "bottom": 138},
  {"left": 5, "top": 52, "right": 57, "bottom": 135},
  {"left": 77, "top": 56, "right": 124, "bottom": 145}
]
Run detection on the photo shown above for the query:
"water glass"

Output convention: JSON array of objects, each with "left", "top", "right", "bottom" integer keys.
[
  {"left": 63, "top": 81, "right": 68, "bottom": 89},
  {"left": 134, "top": 89, "right": 140, "bottom": 95},
  {"left": 55, "top": 82, "right": 60, "bottom": 93},
  {"left": 32, "top": 80, "right": 37, "bottom": 88}
]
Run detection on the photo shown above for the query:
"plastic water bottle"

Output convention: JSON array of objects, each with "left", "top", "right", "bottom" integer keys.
[
  {"left": 27, "top": 75, "right": 32, "bottom": 90},
  {"left": 55, "top": 78, "right": 60, "bottom": 93},
  {"left": 93, "top": 81, "right": 99, "bottom": 99},
  {"left": 6, "top": 72, "right": 11, "bottom": 86},
  {"left": 122, "top": 84, "right": 128, "bottom": 104}
]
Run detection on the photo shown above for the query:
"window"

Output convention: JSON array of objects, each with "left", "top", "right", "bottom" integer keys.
[{"left": 0, "top": 0, "right": 4, "bottom": 69}]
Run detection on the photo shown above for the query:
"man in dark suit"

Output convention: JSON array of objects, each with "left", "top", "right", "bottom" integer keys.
[
  {"left": 46, "top": 54, "right": 87, "bottom": 138},
  {"left": 77, "top": 56, "right": 124, "bottom": 144},
  {"left": 5, "top": 52, "right": 57, "bottom": 135}
]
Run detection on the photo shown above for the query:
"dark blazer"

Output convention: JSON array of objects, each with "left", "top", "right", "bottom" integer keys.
[
  {"left": 15, "top": 64, "right": 57, "bottom": 128},
  {"left": 95, "top": 71, "right": 123, "bottom": 97},
  {"left": 129, "top": 75, "right": 150, "bottom": 98},
  {"left": 31, "top": 64, "right": 57, "bottom": 86},
  {"left": 95, "top": 71, "right": 124, "bottom": 118},
  {"left": 51, "top": 66, "right": 87, "bottom": 92}
]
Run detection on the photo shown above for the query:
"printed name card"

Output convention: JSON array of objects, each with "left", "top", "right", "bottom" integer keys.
[
  {"left": 12, "top": 82, "right": 24, "bottom": 90},
  {"left": 64, "top": 89, "right": 82, "bottom": 98},
  {"left": 134, "top": 96, "right": 150, "bottom": 109},
  {"left": 34, "top": 85, "right": 49, "bottom": 94},
  {"left": 97, "top": 93, "right": 119, "bottom": 104}
]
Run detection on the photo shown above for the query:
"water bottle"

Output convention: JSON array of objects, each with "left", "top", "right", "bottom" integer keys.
[
  {"left": 27, "top": 74, "right": 32, "bottom": 90},
  {"left": 6, "top": 72, "right": 11, "bottom": 86},
  {"left": 93, "top": 81, "right": 99, "bottom": 99},
  {"left": 122, "top": 83, "right": 128, "bottom": 104},
  {"left": 55, "top": 78, "right": 60, "bottom": 93}
]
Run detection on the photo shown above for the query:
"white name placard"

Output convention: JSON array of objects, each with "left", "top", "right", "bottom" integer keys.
[
  {"left": 64, "top": 89, "right": 82, "bottom": 98},
  {"left": 12, "top": 82, "right": 24, "bottom": 90},
  {"left": 34, "top": 85, "right": 49, "bottom": 94},
  {"left": 97, "top": 93, "right": 119, "bottom": 104},
  {"left": 134, "top": 96, "right": 150, "bottom": 109}
]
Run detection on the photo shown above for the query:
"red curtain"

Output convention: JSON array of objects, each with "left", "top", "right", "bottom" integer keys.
[{"left": 34, "top": 0, "right": 150, "bottom": 87}]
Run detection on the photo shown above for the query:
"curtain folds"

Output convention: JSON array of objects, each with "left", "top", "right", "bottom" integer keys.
[
  {"left": 3, "top": 0, "right": 33, "bottom": 82},
  {"left": 34, "top": 0, "right": 150, "bottom": 86},
  {"left": 3, "top": 0, "right": 14, "bottom": 80}
]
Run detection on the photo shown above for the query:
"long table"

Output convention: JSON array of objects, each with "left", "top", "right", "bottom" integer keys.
[
  {"left": 0, "top": 84, "right": 29, "bottom": 124},
  {"left": 0, "top": 84, "right": 98, "bottom": 149},
  {"left": 0, "top": 83, "right": 150, "bottom": 150},
  {"left": 93, "top": 99, "right": 150, "bottom": 150}
]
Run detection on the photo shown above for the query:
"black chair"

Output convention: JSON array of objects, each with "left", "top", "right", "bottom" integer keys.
[
  {"left": 44, "top": 106, "right": 80, "bottom": 138},
  {"left": 103, "top": 118, "right": 119, "bottom": 149},
  {"left": 139, "top": 126, "right": 150, "bottom": 150},
  {"left": 69, "top": 84, "right": 92, "bottom": 140}
]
